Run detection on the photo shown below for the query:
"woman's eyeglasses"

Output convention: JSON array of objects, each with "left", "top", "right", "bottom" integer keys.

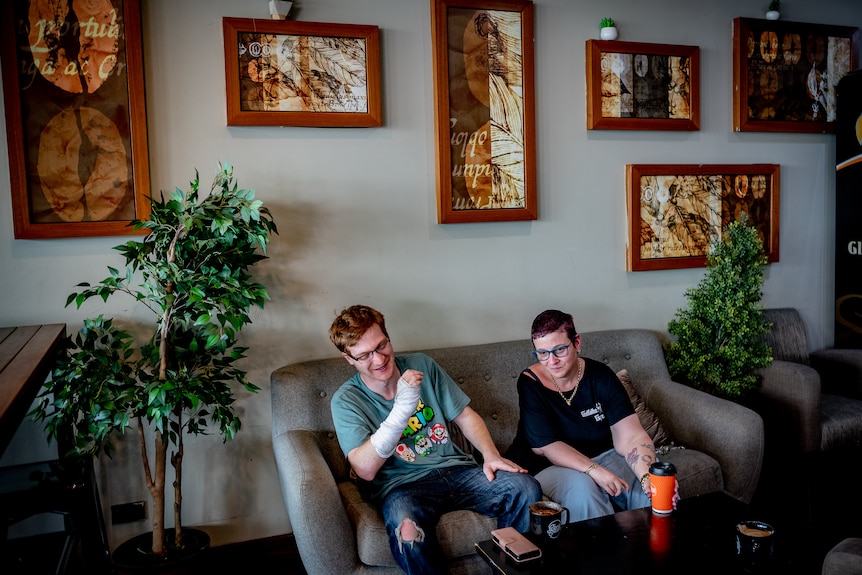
[{"left": 531, "top": 343, "right": 571, "bottom": 361}]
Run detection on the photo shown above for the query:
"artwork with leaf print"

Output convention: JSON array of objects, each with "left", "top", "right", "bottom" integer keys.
[
  {"left": 431, "top": 0, "right": 537, "bottom": 223},
  {"left": 733, "top": 18, "right": 859, "bottom": 133},
  {"left": 626, "top": 164, "right": 780, "bottom": 271},
  {"left": 223, "top": 19, "right": 381, "bottom": 127}
]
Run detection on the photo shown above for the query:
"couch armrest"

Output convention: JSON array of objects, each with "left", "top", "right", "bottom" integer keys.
[
  {"left": 753, "top": 359, "right": 822, "bottom": 454},
  {"left": 810, "top": 348, "right": 862, "bottom": 398},
  {"left": 273, "top": 429, "right": 363, "bottom": 575},
  {"left": 645, "top": 378, "right": 764, "bottom": 504}
]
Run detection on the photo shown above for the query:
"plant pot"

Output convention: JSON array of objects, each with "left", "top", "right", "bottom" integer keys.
[
  {"left": 600, "top": 26, "right": 618, "bottom": 41},
  {"left": 113, "top": 528, "right": 210, "bottom": 575},
  {"left": 765, "top": 10, "right": 780, "bottom": 20},
  {"left": 268, "top": 0, "right": 293, "bottom": 20}
]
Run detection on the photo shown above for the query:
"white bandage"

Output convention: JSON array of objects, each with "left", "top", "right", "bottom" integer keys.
[{"left": 370, "top": 378, "right": 420, "bottom": 458}]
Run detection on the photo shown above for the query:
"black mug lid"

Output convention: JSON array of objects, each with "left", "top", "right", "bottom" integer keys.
[{"left": 649, "top": 461, "right": 677, "bottom": 476}]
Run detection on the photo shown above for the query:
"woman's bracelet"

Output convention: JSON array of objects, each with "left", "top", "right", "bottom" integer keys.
[
  {"left": 583, "top": 462, "right": 598, "bottom": 476},
  {"left": 640, "top": 472, "right": 650, "bottom": 494}
]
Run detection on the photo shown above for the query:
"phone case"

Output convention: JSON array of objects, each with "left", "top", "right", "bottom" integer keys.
[{"left": 491, "top": 527, "right": 542, "bottom": 563}]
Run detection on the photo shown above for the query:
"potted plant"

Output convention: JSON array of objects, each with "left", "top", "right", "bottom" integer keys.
[
  {"left": 268, "top": 0, "right": 293, "bottom": 19},
  {"left": 30, "top": 163, "right": 277, "bottom": 567},
  {"left": 600, "top": 17, "right": 618, "bottom": 41},
  {"left": 664, "top": 216, "right": 773, "bottom": 399},
  {"left": 766, "top": 0, "right": 780, "bottom": 20}
]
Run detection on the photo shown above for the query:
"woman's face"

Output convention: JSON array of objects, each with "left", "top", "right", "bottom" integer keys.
[{"left": 533, "top": 329, "right": 580, "bottom": 379}]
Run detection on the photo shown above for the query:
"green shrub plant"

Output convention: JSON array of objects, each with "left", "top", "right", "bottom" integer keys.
[{"left": 665, "top": 216, "right": 772, "bottom": 399}]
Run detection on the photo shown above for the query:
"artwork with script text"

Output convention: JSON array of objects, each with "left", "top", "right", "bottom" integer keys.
[
  {"left": 430, "top": 0, "right": 537, "bottom": 223},
  {"left": 1, "top": 0, "right": 150, "bottom": 238}
]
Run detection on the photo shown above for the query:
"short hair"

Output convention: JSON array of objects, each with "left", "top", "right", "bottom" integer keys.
[
  {"left": 531, "top": 309, "right": 577, "bottom": 341},
  {"left": 329, "top": 305, "right": 388, "bottom": 352}
]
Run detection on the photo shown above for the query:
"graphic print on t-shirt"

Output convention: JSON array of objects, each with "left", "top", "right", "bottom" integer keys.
[{"left": 394, "top": 396, "right": 451, "bottom": 462}]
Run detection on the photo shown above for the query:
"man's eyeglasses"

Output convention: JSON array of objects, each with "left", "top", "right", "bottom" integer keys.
[
  {"left": 348, "top": 339, "right": 392, "bottom": 363},
  {"left": 532, "top": 343, "right": 571, "bottom": 362}
]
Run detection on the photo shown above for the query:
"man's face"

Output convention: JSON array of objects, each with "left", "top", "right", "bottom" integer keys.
[{"left": 343, "top": 323, "right": 396, "bottom": 387}]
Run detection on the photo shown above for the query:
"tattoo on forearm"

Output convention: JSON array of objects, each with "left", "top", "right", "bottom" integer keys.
[
  {"left": 626, "top": 447, "right": 638, "bottom": 467},
  {"left": 627, "top": 444, "right": 657, "bottom": 470}
]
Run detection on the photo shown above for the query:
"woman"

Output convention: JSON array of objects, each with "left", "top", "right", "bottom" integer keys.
[{"left": 506, "top": 309, "right": 663, "bottom": 521}]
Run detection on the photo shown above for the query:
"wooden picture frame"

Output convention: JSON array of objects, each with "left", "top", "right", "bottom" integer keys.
[
  {"left": 626, "top": 164, "right": 780, "bottom": 272},
  {"left": 586, "top": 40, "right": 700, "bottom": 131},
  {"left": 223, "top": 18, "right": 382, "bottom": 127},
  {"left": 430, "top": 0, "right": 537, "bottom": 223},
  {"left": 1, "top": 0, "right": 150, "bottom": 239},
  {"left": 733, "top": 17, "right": 859, "bottom": 133}
]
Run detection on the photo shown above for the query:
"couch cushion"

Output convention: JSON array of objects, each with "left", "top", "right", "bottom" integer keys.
[
  {"left": 617, "top": 369, "right": 674, "bottom": 447},
  {"left": 820, "top": 393, "right": 862, "bottom": 451},
  {"left": 659, "top": 448, "right": 722, "bottom": 499},
  {"left": 338, "top": 481, "right": 496, "bottom": 567}
]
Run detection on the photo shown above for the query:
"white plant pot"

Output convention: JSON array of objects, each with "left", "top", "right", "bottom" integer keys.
[
  {"left": 269, "top": 0, "right": 293, "bottom": 20},
  {"left": 600, "top": 26, "right": 618, "bottom": 41},
  {"left": 765, "top": 10, "right": 780, "bottom": 20}
]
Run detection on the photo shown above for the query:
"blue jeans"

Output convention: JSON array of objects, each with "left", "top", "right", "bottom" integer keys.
[
  {"left": 380, "top": 465, "right": 541, "bottom": 575},
  {"left": 535, "top": 448, "right": 650, "bottom": 522}
]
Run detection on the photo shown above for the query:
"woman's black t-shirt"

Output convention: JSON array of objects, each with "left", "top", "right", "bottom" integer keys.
[{"left": 505, "top": 357, "right": 635, "bottom": 475}]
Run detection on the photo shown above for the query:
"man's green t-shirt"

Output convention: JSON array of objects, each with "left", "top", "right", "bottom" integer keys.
[{"left": 331, "top": 353, "right": 476, "bottom": 501}]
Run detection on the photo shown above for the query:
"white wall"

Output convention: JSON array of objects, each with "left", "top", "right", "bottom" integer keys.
[{"left": 2, "top": 0, "right": 860, "bottom": 549}]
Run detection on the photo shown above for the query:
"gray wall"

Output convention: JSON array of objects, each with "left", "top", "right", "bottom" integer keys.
[{"left": 2, "top": 0, "right": 860, "bottom": 549}]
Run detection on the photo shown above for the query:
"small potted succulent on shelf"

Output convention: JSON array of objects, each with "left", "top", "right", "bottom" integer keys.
[
  {"left": 600, "top": 17, "right": 618, "bottom": 41},
  {"left": 765, "top": 0, "right": 780, "bottom": 20}
]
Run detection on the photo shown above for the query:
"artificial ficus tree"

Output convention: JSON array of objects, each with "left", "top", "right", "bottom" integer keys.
[{"left": 31, "top": 163, "right": 277, "bottom": 558}]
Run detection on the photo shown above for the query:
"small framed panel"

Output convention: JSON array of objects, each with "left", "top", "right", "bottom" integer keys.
[{"left": 586, "top": 40, "right": 700, "bottom": 131}]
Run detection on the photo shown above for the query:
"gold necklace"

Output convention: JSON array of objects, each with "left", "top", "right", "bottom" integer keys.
[{"left": 550, "top": 358, "right": 583, "bottom": 407}]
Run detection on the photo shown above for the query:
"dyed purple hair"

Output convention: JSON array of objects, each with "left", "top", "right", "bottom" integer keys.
[{"left": 531, "top": 309, "right": 577, "bottom": 340}]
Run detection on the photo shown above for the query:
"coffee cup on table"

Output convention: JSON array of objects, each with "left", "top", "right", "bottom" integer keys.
[
  {"left": 649, "top": 461, "right": 677, "bottom": 514},
  {"left": 736, "top": 520, "right": 775, "bottom": 564},
  {"left": 529, "top": 501, "right": 569, "bottom": 540}
]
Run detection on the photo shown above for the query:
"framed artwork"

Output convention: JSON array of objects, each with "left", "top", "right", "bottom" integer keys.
[
  {"left": 222, "top": 18, "right": 381, "bottom": 127},
  {"left": 1, "top": 0, "right": 150, "bottom": 239},
  {"left": 626, "top": 164, "right": 780, "bottom": 272},
  {"left": 430, "top": 0, "right": 537, "bottom": 223},
  {"left": 733, "top": 17, "right": 859, "bottom": 133},
  {"left": 586, "top": 40, "right": 700, "bottom": 131}
]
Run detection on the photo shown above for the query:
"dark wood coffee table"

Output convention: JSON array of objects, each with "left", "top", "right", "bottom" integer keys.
[{"left": 476, "top": 491, "right": 809, "bottom": 574}]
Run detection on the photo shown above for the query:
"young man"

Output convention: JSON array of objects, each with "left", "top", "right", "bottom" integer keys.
[{"left": 329, "top": 305, "right": 541, "bottom": 575}]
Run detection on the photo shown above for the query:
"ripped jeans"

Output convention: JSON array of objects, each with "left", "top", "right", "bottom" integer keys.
[{"left": 380, "top": 465, "right": 541, "bottom": 575}]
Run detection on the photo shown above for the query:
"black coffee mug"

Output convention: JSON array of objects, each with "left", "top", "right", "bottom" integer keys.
[
  {"left": 529, "top": 501, "right": 569, "bottom": 540},
  {"left": 735, "top": 520, "right": 775, "bottom": 564}
]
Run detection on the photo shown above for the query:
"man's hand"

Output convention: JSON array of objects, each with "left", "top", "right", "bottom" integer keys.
[{"left": 480, "top": 455, "right": 530, "bottom": 482}]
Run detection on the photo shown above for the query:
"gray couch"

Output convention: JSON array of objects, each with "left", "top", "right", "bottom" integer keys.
[{"left": 270, "top": 329, "right": 765, "bottom": 575}]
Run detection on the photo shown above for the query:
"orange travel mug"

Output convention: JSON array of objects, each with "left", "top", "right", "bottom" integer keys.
[{"left": 649, "top": 461, "right": 676, "bottom": 515}]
